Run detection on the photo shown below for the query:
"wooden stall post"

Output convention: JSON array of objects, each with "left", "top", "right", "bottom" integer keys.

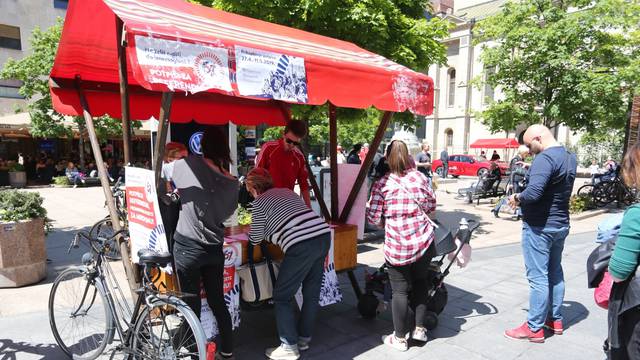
[
  {"left": 75, "top": 77, "right": 140, "bottom": 297},
  {"left": 299, "top": 147, "right": 331, "bottom": 220},
  {"left": 338, "top": 111, "right": 393, "bottom": 223},
  {"left": 153, "top": 92, "right": 173, "bottom": 189},
  {"left": 115, "top": 17, "right": 132, "bottom": 165},
  {"left": 329, "top": 103, "right": 339, "bottom": 221}
]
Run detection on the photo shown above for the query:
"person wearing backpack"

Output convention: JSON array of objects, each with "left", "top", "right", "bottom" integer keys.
[{"left": 607, "top": 143, "right": 640, "bottom": 360}]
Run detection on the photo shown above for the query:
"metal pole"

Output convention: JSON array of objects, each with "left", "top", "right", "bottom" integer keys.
[
  {"left": 153, "top": 92, "right": 173, "bottom": 190},
  {"left": 75, "top": 77, "right": 139, "bottom": 297},
  {"left": 329, "top": 104, "right": 339, "bottom": 221},
  {"left": 463, "top": 18, "right": 476, "bottom": 153},
  {"left": 339, "top": 111, "right": 393, "bottom": 223},
  {"left": 116, "top": 16, "right": 132, "bottom": 165}
]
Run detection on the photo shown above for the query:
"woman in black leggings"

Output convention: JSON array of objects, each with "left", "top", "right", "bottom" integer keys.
[{"left": 170, "top": 127, "right": 238, "bottom": 359}]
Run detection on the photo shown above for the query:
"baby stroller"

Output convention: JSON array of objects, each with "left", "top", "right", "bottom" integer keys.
[{"left": 357, "top": 218, "right": 479, "bottom": 330}]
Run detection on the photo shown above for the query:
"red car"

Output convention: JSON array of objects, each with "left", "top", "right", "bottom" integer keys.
[{"left": 432, "top": 154, "right": 508, "bottom": 178}]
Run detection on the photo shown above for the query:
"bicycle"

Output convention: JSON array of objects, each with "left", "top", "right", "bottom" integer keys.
[
  {"left": 578, "top": 170, "right": 638, "bottom": 208},
  {"left": 94, "top": 177, "right": 127, "bottom": 261},
  {"left": 48, "top": 230, "right": 207, "bottom": 359}
]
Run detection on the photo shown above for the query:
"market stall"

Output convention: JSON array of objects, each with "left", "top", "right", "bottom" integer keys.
[{"left": 49, "top": 0, "right": 435, "bottom": 336}]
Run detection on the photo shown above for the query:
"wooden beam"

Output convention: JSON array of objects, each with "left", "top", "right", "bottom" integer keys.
[
  {"left": 338, "top": 111, "right": 393, "bottom": 223},
  {"left": 75, "top": 77, "right": 140, "bottom": 297},
  {"left": 329, "top": 103, "right": 339, "bottom": 221},
  {"left": 153, "top": 92, "right": 173, "bottom": 190},
  {"left": 299, "top": 147, "right": 330, "bottom": 220},
  {"left": 116, "top": 16, "right": 132, "bottom": 165}
]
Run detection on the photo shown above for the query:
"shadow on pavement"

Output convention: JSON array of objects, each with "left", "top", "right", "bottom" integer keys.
[
  {"left": 562, "top": 300, "right": 590, "bottom": 330},
  {"left": 0, "top": 339, "right": 64, "bottom": 360}
]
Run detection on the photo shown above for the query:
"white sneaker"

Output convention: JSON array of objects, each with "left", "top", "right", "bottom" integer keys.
[
  {"left": 412, "top": 327, "right": 428, "bottom": 342},
  {"left": 381, "top": 334, "right": 408, "bottom": 352},
  {"left": 265, "top": 344, "right": 300, "bottom": 360}
]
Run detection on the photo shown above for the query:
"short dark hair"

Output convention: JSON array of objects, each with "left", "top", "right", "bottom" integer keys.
[
  {"left": 284, "top": 120, "right": 307, "bottom": 138},
  {"left": 201, "top": 126, "right": 232, "bottom": 169}
]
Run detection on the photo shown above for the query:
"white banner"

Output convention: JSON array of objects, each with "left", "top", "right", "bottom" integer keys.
[
  {"left": 125, "top": 167, "right": 170, "bottom": 271},
  {"left": 134, "top": 35, "right": 232, "bottom": 93},
  {"left": 235, "top": 46, "right": 308, "bottom": 103},
  {"left": 200, "top": 241, "right": 242, "bottom": 339}
]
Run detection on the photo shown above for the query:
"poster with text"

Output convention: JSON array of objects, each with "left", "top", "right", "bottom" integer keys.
[
  {"left": 235, "top": 46, "right": 308, "bottom": 103},
  {"left": 125, "top": 167, "right": 170, "bottom": 272},
  {"left": 200, "top": 241, "right": 242, "bottom": 339},
  {"left": 134, "top": 35, "right": 232, "bottom": 94}
]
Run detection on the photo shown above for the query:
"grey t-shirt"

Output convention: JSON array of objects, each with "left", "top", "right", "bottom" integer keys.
[
  {"left": 171, "top": 155, "right": 239, "bottom": 246},
  {"left": 415, "top": 152, "right": 431, "bottom": 176}
]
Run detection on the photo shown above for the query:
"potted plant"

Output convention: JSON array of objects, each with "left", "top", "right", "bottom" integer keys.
[
  {"left": 52, "top": 176, "right": 70, "bottom": 187},
  {"left": 8, "top": 162, "right": 27, "bottom": 188},
  {"left": 0, "top": 190, "right": 50, "bottom": 287}
]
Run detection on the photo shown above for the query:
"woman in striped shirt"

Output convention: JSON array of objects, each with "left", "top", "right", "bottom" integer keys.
[
  {"left": 367, "top": 140, "right": 437, "bottom": 352},
  {"left": 246, "top": 168, "right": 331, "bottom": 360}
]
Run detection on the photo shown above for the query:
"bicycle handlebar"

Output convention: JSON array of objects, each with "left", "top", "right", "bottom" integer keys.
[{"left": 68, "top": 229, "right": 128, "bottom": 254}]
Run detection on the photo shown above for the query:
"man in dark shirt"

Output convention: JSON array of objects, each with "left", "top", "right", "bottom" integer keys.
[
  {"left": 504, "top": 125, "right": 577, "bottom": 343},
  {"left": 415, "top": 142, "right": 432, "bottom": 181},
  {"left": 440, "top": 148, "right": 449, "bottom": 179}
]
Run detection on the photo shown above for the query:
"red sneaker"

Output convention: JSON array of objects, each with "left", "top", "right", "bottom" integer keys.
[
  {"left": 504, "top": 322, "right": 545, "bottom": 343},
  {"left": 544, "top": 319, "right": 563, "bottom": 335}
]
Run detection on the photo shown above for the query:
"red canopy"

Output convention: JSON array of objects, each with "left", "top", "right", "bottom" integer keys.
[
  {"left": 470, "top": 138, "right": 520, "bottom": 149},
  {"left": 50, "top": 0, "right": 434, "bottom": 125}
]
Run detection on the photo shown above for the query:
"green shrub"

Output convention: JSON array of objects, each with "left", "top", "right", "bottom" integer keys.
[
  {"left": 237, "top": 206, "right": 252, "bottom": 226},
  {"left": 0, "top": 190, "right": 51, "bottom": 232},
  {"left": 52, "top": 176, "right": 70, "bottom": 186},
  {"left": 570, "top": 193, "right": 595, "bottom": 214},
  {"left": 8, "top": 163, "right": 25, "bottom": 172}
]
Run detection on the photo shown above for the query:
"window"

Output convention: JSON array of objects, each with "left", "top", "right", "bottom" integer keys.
[
  {"left": 445, "top": 128, "right": 453, "bottom": 147},
  {"left": 54, "top": 0, "right": 69, "bottom": 9},
  {"left": 447, "top": 40, "right": 460, "bottom": 56},
  {"left": 0, "top": 24, "right": 21, "bottom": 50},
  {"left": 447, "top": 69, "right": 456, "bottom": 107},
  {"left": 0, "top": 80, "right": 24, "bottom": 99},
  {"left": 483, "top": 66, "right": 496, "bottom": 104}
]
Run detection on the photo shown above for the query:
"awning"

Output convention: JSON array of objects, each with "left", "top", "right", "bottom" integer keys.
[
  {"left": 50, "top": 0, "right": 434, "bottom": 126},
  {"left": 470, "top": 138, "right": 520, "bottom": 149}
]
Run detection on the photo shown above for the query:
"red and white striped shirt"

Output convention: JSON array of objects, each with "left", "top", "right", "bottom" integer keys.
[{"left": 367, "top": 169, "right": 436, "bottom": 266}]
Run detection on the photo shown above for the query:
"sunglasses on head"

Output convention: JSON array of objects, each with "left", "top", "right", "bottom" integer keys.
[{"left": 285, "top": 138, "right": 300, "bottom": 146}]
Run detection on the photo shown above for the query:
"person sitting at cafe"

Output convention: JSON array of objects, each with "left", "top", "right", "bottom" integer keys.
[
  {"left": 171, "top": 127, "right": 238, "bottom": 360},
  {"left": 255, "top": 120, "right": 311, "bottom": 207},
  {"left": 65, "top": 161, "right": 85, "bottom": 188},
  {"left": 246, "top": 167, "right": 330, "bottom": 360}
]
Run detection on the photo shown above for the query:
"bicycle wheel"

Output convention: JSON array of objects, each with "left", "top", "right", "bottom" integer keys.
[
  {"left": 577, "top": 184, "right": 594, "bottom": 197},
  {"left": 90, "top": 217, "right": 122, "bottom": 261},
  {"left": 49, "top": 267, "right": 115, "bottom": 360},
  {"left": 131, "top": 300, "right": 207, "bottom": 359},
  {"left": 592, "top": 182, "right": 615, "bottom": 207}
]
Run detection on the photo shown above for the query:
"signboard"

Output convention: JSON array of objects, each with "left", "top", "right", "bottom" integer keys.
[
  {"left": 134, "top": 35, "right": 233, "bottom": 93},
  {"left": 125, "top": 167, "right": 170, "bottom": 269},
  {"left": 236, "top": 46, "right": 308, "bottom": 103},
  {"left": 200, "top": 241, "right": 242, "bottom": 338}
]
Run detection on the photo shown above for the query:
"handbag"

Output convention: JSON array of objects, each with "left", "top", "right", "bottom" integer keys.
[
  {"left": 387, "top": 175, "right": 454, "bottom": 255},
  {"left": 237, "top": 242, "right": 279, "bottom": 303}
]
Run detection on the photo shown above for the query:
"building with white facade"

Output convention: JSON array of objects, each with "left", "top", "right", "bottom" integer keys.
[{"left": 420, "top": 0, "right": 577, "bottom": 159}]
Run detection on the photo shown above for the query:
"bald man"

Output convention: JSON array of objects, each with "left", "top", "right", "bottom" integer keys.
[{"left": 504, "top": 124, "right": 577, "bottom": 343}]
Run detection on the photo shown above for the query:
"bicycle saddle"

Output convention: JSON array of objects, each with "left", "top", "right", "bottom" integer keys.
[{"left": 137, "top": 249, "right": 173, "bottom": 267}]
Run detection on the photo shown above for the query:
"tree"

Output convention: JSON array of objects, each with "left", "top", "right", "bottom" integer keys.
[
  {"left": 193, "top": 0, "right": 450, "bottom": 147},
  {"left": 475, "top": 0, "right": 640, "bottom": 134},
  {"left": 1, "top": 19, "right": 136, "bottom": 170}
]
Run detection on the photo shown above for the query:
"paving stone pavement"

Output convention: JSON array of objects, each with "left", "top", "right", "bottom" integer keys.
[{"left": 0, "top": 186, "right": 611, "bottom": 359}]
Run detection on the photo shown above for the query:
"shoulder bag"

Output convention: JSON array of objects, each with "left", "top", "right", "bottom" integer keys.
[{"left": 237, "top": 241, "right": 279, "bottom": 303}]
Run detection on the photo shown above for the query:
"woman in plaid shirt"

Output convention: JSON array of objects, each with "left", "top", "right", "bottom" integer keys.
[{"left": 367, "top": 140, "right": 437, "bottom": 351}]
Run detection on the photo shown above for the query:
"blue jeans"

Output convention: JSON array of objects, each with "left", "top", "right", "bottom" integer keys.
[
  {"left": 274, "top": 233, "right": 331, "bottom": 346},
  {"left": 521, "top": 223, "right": 569, "bottom": 331}
]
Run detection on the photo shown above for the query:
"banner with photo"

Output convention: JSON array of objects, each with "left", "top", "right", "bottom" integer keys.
[
  {"left": 134, "top": 35, "right": 232, "bottom": 94},
  {"left": 125, "top": 167, "right": 171, "bottom": 271},
  {"left": 200, "top": 241, "right": 242, "bottom": 339},
  {"left": 235, "top": 46, "right": 308, "bottom": 103}
]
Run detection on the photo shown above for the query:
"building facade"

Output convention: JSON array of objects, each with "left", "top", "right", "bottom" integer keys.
[{"left": 421, "top": 0, "right": 577, "bottom": 160}]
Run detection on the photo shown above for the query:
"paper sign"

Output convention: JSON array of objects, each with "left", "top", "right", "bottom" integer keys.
[
  {"left": 125, "top": 167, "right": 170, "bottom": 271},
  {"left": 235, "top": 46, "right": 308, "bottom": 103},
  {"left": 134, "top": 35, "right": 232, "bottom": 93}
]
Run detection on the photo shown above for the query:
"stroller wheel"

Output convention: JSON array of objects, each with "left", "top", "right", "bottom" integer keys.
[
  {"left": 357, "top": 293, "right": 379, "bottom": 319},
  {"left": 427, "top": 283, "right": 448, "bottom": 315},
  {"left": 424, "top": 311, "right": 439, "bottom": 330}
]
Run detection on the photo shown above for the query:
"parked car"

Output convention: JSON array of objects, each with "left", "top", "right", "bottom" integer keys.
[{"left": 432, "top": 154, "right": 508, "bottom": 178}]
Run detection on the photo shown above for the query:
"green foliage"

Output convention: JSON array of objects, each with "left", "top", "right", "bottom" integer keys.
[
  {"left": 52, "top": 176, "right": 70, "bottom": 186},
  {"left": 237, "top": 206, "right": 252, "bottom": 226},
  {"left": 577, "top": 129, "right": 625, "bottom": 166},
  {"left": 475, "top": 0, "right": 640, "bottom": 133},
  {"left": 193, "top": 0, "right": 449, "bottom": 141},
  {"left": 0, "top": 190, "right": 51, "bottom": 232},
  {"left": 0, "top": 19, "right": 138, "bottom": 141},
  {"left": 8, "top": 163, "right": 25, "bottom": 172},
  {"left": 569, "top": 193, "right": 595, "bottom": 214}
]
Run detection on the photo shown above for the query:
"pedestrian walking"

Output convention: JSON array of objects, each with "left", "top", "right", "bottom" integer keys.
[
  {"left": 504, "top": 124, "right": 577, "bottom": 343},
  {"left": 367, "top": 140, "right": 437, "bottom": 351},
  {"left": 440, "top": 148, "right": 449, "bottom": 179}
]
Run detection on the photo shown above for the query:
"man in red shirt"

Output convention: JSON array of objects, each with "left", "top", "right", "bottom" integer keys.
[{"left": 255, "top": 120, "right": 311, "bottom": 207}]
